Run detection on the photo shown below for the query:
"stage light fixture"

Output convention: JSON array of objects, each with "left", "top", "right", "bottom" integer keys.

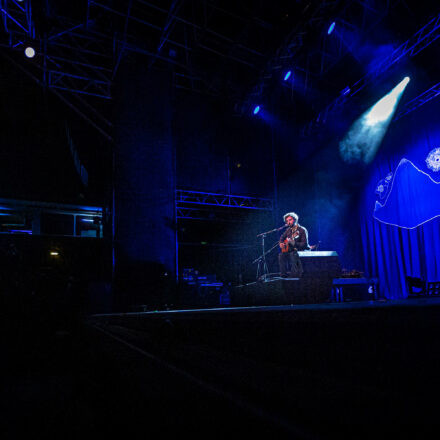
[
  {"left": 253, "top": 105, "right": 260, "bottom": 115},
  {"left": 327, "top": 22, "right": 336, "bottom": 35},
  {"left": 284, "top": 70, "right": 292, "bottom": 81},
  {"left": 25, "top": 47, "right": 35, "bottom": 58}
]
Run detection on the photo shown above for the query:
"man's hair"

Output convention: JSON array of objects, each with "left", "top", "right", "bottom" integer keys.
[{"left": 283, "top": 212, "right": 299, "bottom": 224}]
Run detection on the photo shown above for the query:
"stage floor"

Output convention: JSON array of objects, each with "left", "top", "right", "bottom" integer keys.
[
  {"left": 86, "top": 295, "right": 440, "bottom": 436},
  {"left": 91, "top": 296, "right": 440, "bottom": 318}
]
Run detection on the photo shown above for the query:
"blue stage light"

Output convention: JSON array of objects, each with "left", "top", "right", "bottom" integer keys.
[
  {"left": 284, "top": 71, "right": 292, "bottom": 81},
  {"left": 253, "top": 105, "right": 260, "bottom": 115},
  {"left": 327, "top": 22, "right": 336, "bottom": 35}
]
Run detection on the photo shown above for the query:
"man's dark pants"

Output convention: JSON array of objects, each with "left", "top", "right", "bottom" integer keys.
[{"left": 278, "top": 250, "right": 303, "bottom": 278}]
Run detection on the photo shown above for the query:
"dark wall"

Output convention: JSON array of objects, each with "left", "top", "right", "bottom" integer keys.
[
  {"left": 0, "top": 61, "right": 89, "bottom": 204},
  {"left": 113, "top": 62, "right": 176, "bottom": 304},
  {"left": 177, "top": 209, "right": 275, "bottom": 284},
  {"left": 174, "top": 93, "right": 274, "bottom": 197}
]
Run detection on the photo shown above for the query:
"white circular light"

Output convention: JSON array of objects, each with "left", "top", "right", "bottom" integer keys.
[{"left": 25, "top": 47, "right": 35, "bottom": 58}]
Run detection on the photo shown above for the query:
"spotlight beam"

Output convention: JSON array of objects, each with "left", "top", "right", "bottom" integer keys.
[{"left": 339, "top": 77, "right": 410, "bottom": 164}]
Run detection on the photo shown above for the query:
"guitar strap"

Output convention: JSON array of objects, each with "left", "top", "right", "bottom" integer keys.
[{"left": 289, "top": 225, "right": 298, "bottom": 236}]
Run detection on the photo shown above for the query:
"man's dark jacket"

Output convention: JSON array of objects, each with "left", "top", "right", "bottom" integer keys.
[{"left": 279, "top": 225, "right": 308, "bottom": 251}]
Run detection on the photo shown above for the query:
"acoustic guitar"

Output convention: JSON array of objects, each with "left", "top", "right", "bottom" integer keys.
[
  {"left": 280, "top": 228, "right": 319, "bottom": 253},
  {"left": 280, "top": 229, "right": 300, "bottom": 253}
]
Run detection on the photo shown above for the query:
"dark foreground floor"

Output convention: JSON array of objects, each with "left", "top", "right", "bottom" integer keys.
[{"left": 2, "top": 298, "right": 440, "bottom": 438}]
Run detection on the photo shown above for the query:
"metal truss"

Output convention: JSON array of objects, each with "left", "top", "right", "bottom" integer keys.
[
  {"left": 301, "top": 10, "right": 440, "bottom": 136},
  {"left": 4, "top": 1, "right": 437, "bottom": 142},
  {"left": 88, "top": 0, "right": 270, "bottom": 97},
  {"left": 44, "top": 20, "right": 113, "bottom": 100},
  {"left": 0, "top": 0, "right": 272, "bottom": 137},
  {"left": 295, "top": 0, "right": 398, "bottom": 79},
  {"left": 0, "top": 0, "right": 34, "bottom": 45},
  {"left": 42, "top": 17, "right": 114, "bottom": 140},
  {"left": 238, "top": 0, "right": 343, "bottom": 111},
  {"left": 4, "top": 1, "right": 398, "bottom": 136},
  {"left": 0, "top": 2, "right": 114, "bottom": 141},
  {"left": 394, "top": 81, "right": 440, "bottom": 121},
  {"left": 176, "top": 190, "right": 273, "bottom": 211},
  {"left": 0, "top": 0, "right": 282, "bottom": 139},
  {"left": 240, "top": 0, "right": 398, "bottom": 112}
]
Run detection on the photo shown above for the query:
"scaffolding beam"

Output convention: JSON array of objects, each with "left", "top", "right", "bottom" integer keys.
[
  {"left": 394, "top": 81, "right": 440, "bottom": 121},
  {"left": 176, "top": 190, "right": 273, "bottom": 211},
  {"left": 302, "top": 10, "right": 440, "bottom": 136}
]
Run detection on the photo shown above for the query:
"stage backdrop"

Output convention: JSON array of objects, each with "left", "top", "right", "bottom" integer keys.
[{"left": 361, "top": 99, "right": 440, "bottom": 299}]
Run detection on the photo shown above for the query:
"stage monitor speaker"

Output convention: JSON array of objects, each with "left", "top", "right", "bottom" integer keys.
[{"left": 298, "top": 251, "right": 342, "bottom": 279}]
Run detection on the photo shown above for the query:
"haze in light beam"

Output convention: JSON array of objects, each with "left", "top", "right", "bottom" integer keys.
[{"left": 339, "top": 77, "right": 410, "bottom": 164}]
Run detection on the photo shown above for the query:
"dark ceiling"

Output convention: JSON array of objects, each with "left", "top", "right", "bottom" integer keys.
[{"left": 1, "top": 0, "right": 440, "bottom": 140}]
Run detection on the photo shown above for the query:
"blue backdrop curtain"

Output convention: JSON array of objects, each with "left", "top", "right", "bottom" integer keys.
[{"left": 360, "top": 100, "right": 440, "bottom": 299}]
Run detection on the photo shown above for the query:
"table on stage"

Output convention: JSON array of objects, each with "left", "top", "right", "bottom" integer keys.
[{"left": 331, "top": 277, "right": 379, "bottom": 302}]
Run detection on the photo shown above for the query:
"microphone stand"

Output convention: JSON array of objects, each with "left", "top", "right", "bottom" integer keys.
[{"left": 253, "top": 225, "right": 287, "bottom": 282}]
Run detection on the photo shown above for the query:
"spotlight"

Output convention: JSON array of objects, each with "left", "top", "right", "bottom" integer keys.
[
  {"left": 25, "top": 47, "right": 35, "bottom": 58},
  {"left": 50, "top": 251, "right": 59, "bottom": 256},
  {"left": 327, "top": 22, "right": 336, "bottom": 35},
  {"left": 365, "top": 76, "right": 410, "bottom": 126},
  {"left": 283, "top": 70, "right": 292, "bottom": 81},
  {"left": 339, "top": 76, "right": 410, "bottom": 164},
  {"left": 253, "top": 105, "right": 260, "bottom": 115}
]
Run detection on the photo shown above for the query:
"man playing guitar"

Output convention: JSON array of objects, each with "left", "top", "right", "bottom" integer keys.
[{"left": 278, "top": 212, "right": 309, "bottom": 278}]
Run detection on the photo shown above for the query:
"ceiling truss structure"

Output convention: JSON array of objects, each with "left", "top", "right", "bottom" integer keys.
[
  {"left": 1, "top": 1, "right": 114, "bottom": 140},
  {"left": 176, "top": 189, "right": 273, "bottom": 222},
  {"left": 241, "top": 0, "right": 402, "bottom": 112},
  {"left": 394, "top": 80, "right": 440, "bottom": 121},
  {"left": 176, "top": 189, "right": 273, "bottom": 210},
  {"left": 301, "top": 10, "right": 440, "bottom": 136},
  {"left": 1, "top": 0, "right": 34, "bottom": 43},
  {"left": 88, "top": 0, "right": 271, "bottom": 96},
  {"left": 1, "top": 1, "right": 440, "bottom": 141}
]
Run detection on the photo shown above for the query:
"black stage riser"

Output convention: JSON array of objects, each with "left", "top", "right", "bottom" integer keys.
[
  {"left": 232, "top": 253, "right": 342, "bottom": 306},
  {"left": 231, "top": 278, "right": 333, "bottom": 306}
]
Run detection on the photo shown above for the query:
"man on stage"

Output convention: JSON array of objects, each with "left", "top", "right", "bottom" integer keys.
[{"left": 278, "top": 212, "right": 309, "bottom": 278}]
